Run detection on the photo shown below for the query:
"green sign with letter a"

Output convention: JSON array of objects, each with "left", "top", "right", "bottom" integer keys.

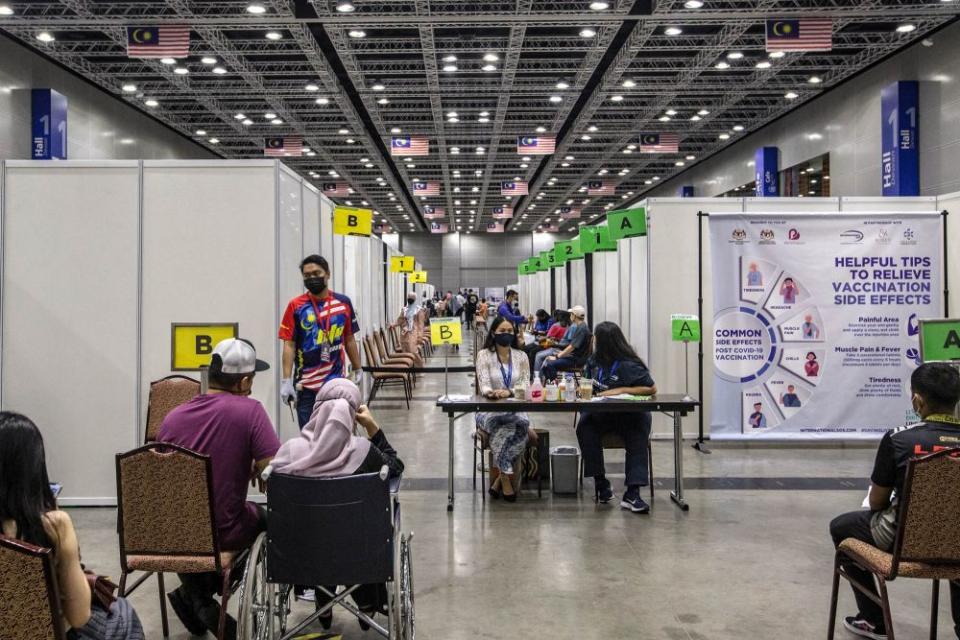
[
  {"left": 919, "top": 319, "right": 960, "bottom": 362},
  {"left": 608, "top": 206, "right": 647, "bottom": 240},
  {"left": 671, "top": 314, "right": 701, "bottom": 342}
]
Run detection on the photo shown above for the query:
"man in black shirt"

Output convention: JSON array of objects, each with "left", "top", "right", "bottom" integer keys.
[
  {"left": 464, "top": 289, "right": 479, "bottom": 330},
  {"left": 830, "top": 362, "right": 960, "bottom": 639}
]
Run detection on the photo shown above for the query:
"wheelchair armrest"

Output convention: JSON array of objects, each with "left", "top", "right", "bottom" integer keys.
[{"left": 389, "top": 474, "right": 402, "bottom": 494}]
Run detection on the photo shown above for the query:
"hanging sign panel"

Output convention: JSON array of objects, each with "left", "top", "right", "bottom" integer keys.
[
  {"left": 918, "top": 319, "right": 960, "bottom": 363},
  {"left": 171, "top": 323, "right": 239, "bottom": 370},
  {"left": 708, "top": 212, "right": 943, "bottom": 440},
  {"left": 333, "top": 206, "right": 373, "bottom": 237},
  {"left": 608, "top": 207, "right": 648, "bottom": 240},
  {"left": 31, "top": 89, "right": 68, "bottom": 160},
  {"left": 671, "top": 314, "right": 701, "bottom": 342},
  {"left": 389, "top": 256, "right": 415, "bottom": 273},
  {"left": 430, "top": 317, "right": 463, "bottom": 346},
  {"left": 881, "top": 80, "right": 919, "bottom": 197}
]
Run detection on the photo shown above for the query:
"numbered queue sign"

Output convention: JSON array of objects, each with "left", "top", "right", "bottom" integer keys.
[
  {"left": 430, "top": 317, "right": 462, "bottom": 346},
  {"left": 333, "top": 206, "right": 373, "bottom": 237}
]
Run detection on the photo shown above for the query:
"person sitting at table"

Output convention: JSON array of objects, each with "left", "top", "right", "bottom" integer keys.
[
  {"left": 531, "top": 309, "right": 553, "bottom": 336},
  {"left": 540, "top": 305, "right": 591, "bottom": 382},
  {"left": 270, "top": 378, "right": 404, "bottom": 631},
  {"left": 524, "top": 310, "right": 569, "bottom": 372},
  {"left": 475, "top": 315, "right": 533, "bottom": 503},
  {"left": 575, "top": 321, "right": 657, "bottom": 514}
]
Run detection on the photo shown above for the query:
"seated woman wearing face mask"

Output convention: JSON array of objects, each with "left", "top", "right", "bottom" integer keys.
[
  {"left": 270, "top": 379, "right": 404, "bottom": 631},
  {"left": 474, "top": 316, "right": 533, "bottom": 502},
  {"left": 392, "top": 294, "right": 424, "bottom": 367}
]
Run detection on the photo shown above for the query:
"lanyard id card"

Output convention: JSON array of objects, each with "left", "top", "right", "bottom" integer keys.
[{"left": 311, "top": 297, "right": 335, "bottom": 362}]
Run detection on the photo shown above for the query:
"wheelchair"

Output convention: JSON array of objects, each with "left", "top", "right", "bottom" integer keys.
[{"left": 236, "top": 467, "right": 415, "bottom": 639}]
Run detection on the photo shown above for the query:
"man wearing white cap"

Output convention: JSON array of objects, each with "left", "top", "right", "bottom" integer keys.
[
  {"left": 541, "top": 305, "right": 591, "bottom": 381},
  {"left": 158, "top": 338, "right": 281, "bottom": 640}
]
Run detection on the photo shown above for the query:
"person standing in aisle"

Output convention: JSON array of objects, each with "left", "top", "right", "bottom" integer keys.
[
  {"left": 279, "top": 255, "right": 362, "bottom": 428},
  {"left": 464, "top": 289, "right": 479, "bottom": 331},
  {"left": 497, "top": 289, "right": 528, "bottom": 328}
]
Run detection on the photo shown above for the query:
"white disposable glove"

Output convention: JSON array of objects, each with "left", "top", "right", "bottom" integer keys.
[
  {"left": 280, "top": 378, "right": 297, "bottom": 404},
  {"left": 351, "top": 368, "right": 363, "bottom": 385}
]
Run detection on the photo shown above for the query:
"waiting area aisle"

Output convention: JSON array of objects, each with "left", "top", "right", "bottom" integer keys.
[{"left": 63, "top": 345, "right": 956, "bottom": 640}]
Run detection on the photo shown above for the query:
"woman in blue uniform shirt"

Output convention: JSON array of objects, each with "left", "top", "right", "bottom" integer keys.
[{"left": 576, "top": 322, "right": 657, "bottom": 513}]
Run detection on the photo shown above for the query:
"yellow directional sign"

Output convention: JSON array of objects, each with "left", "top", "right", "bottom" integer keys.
[
  {"left": 430, "top": 317, "right": 462, "bottom": 346},
  {"left": 171, "top": 323, "right": 239, "bottom": 370},
  {"left": 409, "top": 270, "right": 428, "bottom": 283},
  {"left": 390, "top": 256, "right": 415, "bottom": 273},
  {"left": 333, "top": 206, "right": 373, "bottom": 237}
]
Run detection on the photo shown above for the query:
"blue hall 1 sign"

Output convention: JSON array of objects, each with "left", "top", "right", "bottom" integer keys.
[
  {"left": 881, "top": 80, "right": 919, "bottom": 196},
  {"left": 31, "top": 89, "right": 68, "bottom": 160},
  {"left": 754, "top": 146, "right": 779, "bottom": 197}
]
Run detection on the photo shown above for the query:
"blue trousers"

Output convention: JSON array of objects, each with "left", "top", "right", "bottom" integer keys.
[
  {"left": 540, "top": 356, "right": 584, "bottom": 382},
  {"left": 297, "top": 386, "right": 318, "bottom": 428},
  {"left": 576, "top": 412, "right": 651, "bottom": 487}
]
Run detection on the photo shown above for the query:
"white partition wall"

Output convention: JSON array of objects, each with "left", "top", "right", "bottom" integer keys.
[
  {"left": 1, "top": 161, "right": 141, "bottom": 504},
  {"left": 553, "top": 266, "right": 568, "bottom": 312},
  {"left": 302, "top": 182, "right": 321, "bottom": 256},
  {"left": 569, "top": 260, "right": 587, "bottom": 310}
]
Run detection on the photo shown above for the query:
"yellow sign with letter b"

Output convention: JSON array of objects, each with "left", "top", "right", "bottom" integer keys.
[
  {"left": 171, "top": 323, "right": 239, "bottom": 370},
  {"left": 333, "top": 206, "right": 372, "bottom": 237},
  {"left": 430, "top": 317, "right": 462, "bottom": 346}
]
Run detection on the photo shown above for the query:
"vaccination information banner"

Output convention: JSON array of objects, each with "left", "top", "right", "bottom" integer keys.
[{"left": 708, "top": 212, "right": 942, "bottom": 440}]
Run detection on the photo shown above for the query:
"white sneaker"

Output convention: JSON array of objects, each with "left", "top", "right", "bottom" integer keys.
[{"left": 297, "top": 588, "right": 316, "bottom": 602}]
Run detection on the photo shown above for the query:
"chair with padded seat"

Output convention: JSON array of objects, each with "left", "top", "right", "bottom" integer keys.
[
  {"left": 0, "top": 535, "right": 66, "bottom": 640},
  {"left": 828, "top": 447, "right": 960, "bottom": 640},
  {"left": 375, "top": 329, "right": 419, "bottom": 376},
  {"left": 116, "top": 443, "right": 247, "bottom": 638},
  {"left": 362, "top": 335, "right": 411, "bottom": 408},
  {"left": 143, "top": 375, "right": 200, "bottom": 443}
]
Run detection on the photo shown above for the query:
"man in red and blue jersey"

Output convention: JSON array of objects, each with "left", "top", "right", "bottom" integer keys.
[{"left": 279, "top": 255, "right": 362, "bottom": 427}]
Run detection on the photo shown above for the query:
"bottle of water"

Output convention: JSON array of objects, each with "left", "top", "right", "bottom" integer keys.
[{"left": 564, "top": 374, "right": 576, "bottom": 402}]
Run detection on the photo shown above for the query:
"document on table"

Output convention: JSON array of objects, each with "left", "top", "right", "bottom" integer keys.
[
  {"left": 441, "top": 394, "right": 473, "bottom": 402},
  {"left": 591, "top": 394, "right": 653, "bottom": 402}
]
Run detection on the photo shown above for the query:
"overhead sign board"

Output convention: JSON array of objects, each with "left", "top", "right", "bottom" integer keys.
[{"left": 171, "top": 323, "right": 239, "bottom": 371}]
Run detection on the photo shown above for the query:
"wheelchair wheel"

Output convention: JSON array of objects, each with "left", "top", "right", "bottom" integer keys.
[
  {"left": 400, "top": 533, "right": 415, "bottom": 640},
  {"left": 237, "top": 533, "right": 272, "bottom": 640}
]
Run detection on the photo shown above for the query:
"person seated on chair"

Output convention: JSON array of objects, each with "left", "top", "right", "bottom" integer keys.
[
  {"left": 829, "top": 362, "right": 960, "bottom": 640},
  {"left": 157, "top": 338, "right": 280, "bottom": 640},
  {"left": 0, "top": 412, "right": 145, "bottom": 639},
  {"left": 575, "top": 322, "right": 657, "bottom": 514},
  {"left": 531, "top": 309, "right": 554, "bottom": 336},
  {"left": 271, "top": 378, "right": 404, "bottom": 631},
  {"left": 524, "top": 310, "right": 569, "bottom": 372},
  {"left": 540, "top": 305, "right": 591, "bottom": 382},
  {"left": 475, "top": 316, "right": 534, "bottom": 503}
]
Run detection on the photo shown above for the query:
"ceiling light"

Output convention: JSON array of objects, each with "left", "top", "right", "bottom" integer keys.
[
  {"left": 479, "top": 111, "right": 490, "bottom": 117},
  {"left": 234, "top": 112, "right": 246, "bottom": 119},
  {"left": 201, "top": 57, "right": 217, "bottom": 65},
  {"left": 209, "top": 138, "right": 219, "bottom": 144},
  {"left": 590, "top": 1, "right": 609, "bottom": 9},
  {"left": 556, "top": 81, "right": 570, "bottom": 89},
  {"left": 580, "top": 28, "right": 597, "bottom": 38},
  {"left": 378, "top": 98, "right": 389, "bottom": 105},
  {"left": 588, "top": 125, "right": 598, "bottom": 132},
  {"left": 685, "top": 155, "right": 695, "bottom": 160},
  {"left": 809, "top": 76, "right": 822, "bottom": 84},
  {"left": 769, "top": 51, "right": 785, "bottom": 59},
  {"left": 478, "top": 117, "right": 490, "bottom": 123},
  {"left": 658, "top": 115, "right": 670, "bottom": 122},
  {"left": 610, "top": 95, "right": 624, "bottom": 102},
  {"left": 246, "top": 3, "right": 266, "bottom": 13},
  {"left": 718, "top": 133, "right": 730, "bottom": 140},
  {"left": 443, "top": 64, "right": 458, "bottom": 72},
  {"left": 265, "top": 31, "right": 283, "bottom": 40},
  {"left": 338, "top": 128, "right": 349, "bottom": 134},
  {"left": 195, "top": 130, "right": 206, "bottom": 136},
  {"left": 122, "top": 84, "right": 137, "bottom": 93},
  {"left": 715, "top": 61, "right": 730, "bottom": 69},
  {"left": 349, "top": 30, "right": 366, "bottom": 38},
  {"left": 0, "top": 5, "right": 14, "bottom": 15},
  {"left": 482, "top": 64, "right": 497, "bottom": 72},
  {"left": 622, "top": 79, "right": 636, "bottom": 88},
  {"left": 727, "top": 51, "right": 744, "bottom": 60},
  {"left": 697, "top": 109, "right": 710, "bottom": 115},
  {"left": 271, "top": 118, "right": 283, "bottom": 125},
  {"left": 173, "top": 67, "right": 189, "bottom": 75},
  {"left": 336, "top": 2, "right": 355, "bottom": 12},
  {"left": 346, "top": 138, "right": 355, "bottom": 144},
  {"left": 664, "top": 27, "right": 683, "bottom": 36},
  {"left": 581, "top": 134, "right": 591, "bottom": 140},
  {"left": 626, "top": 144, "right": 636, "bottom": 150},
  {"left": 144, "top": 99, "right": 159, "bottom": 107},
  {"left": 896, "top": 24, "right": 917, "bottom": 33},
  {"left": 315, "top": 97, "right": 330, "bottom": 105},
  {"left": 36, "top": 31, "right": 55, "bottom": 43},
  {"left": 242, "top": 118, "right": 252, "bottom": 125},
  {"left": 665, "top": 108, "right": 677, "bottom": 116},
  {"left": 446, "top": 111, "right": 458, "bottom": 118},
  {"left": 689, "top": 115, "right": 701, "bottom": 121},
  {"left": 442, "top": 55, "right": 457, "bottom": 62},
  {"left": 733, "top": 125, "right": 744, "bottom": 131},
  {"left": 549, "top": 95, "right": 563, "bottom": 103},
  {"left": 784, "top": 91, "right": 799, "bottom": 100},
  {"left": 391, "top": 127, "right": 402, "bottom": 133},
  {"left": 683, "top": 0, "right": 703, "bottom": 7},
  {"left": 212, "top": 67, "right": 228, "bottom": 74},
  {"left": 450, "top": 146, "right": 460, "bottom": 154},
  {"left": 756, "top": 61, "right": 771, "bottom": 69},
  {"left": 483, "top": 53, "right": 500, "bottom": 62},
  {"left": 264, "top": 112, "right": 276, "bottom": 119},
  {"left": 536, "top": 126, "right": 547, "bottom": 133},
  {"left": 160, "top": 57, "right": 176, "bottom": 65}
]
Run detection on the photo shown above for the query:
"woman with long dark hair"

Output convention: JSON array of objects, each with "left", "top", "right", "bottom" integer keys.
[
  {"left": 0, "top": 412, "right": 144, "bottom": 639},
  {"left": 474, "top": 315, "right": 533, "bottom": 502},
  {"left": 576, "top": 322, "right": 657, "bottom": 514}
]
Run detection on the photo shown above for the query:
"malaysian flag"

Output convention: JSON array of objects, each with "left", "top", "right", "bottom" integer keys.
[
  {"left": 375, "top": 223, "right": 393, "bottom": 234},
  {"left": 423, "top": 205, "right": 446, "bottom": 219},
  {"left": 638, "top": 133, "right": 679, "bottom": 154},
  {"left": 412, "top": 181, "right": 440, "bottom": 196},
  {"left": 492, "top": 206, "right": 513, "bottom": 219},
  {"left": 559, "top": 206, "right": 581, "bottom": 219},
  {"left": 587, "top": 180, "right": 615, "bottom": 195},
  {"left": 127, "top": 26, "right": 190, "bottom": 59},
  {"left": 501, "top": 181, "right": 528, "bottom": 196},
  {"left": 486, "top": 222, "right": 505, "bottom": 233},
  {"left": 264, "top": 137, "right": 303, "bottom": 157},
  {"left": 517, "top": 135, "right": 556, "bottom": 155},
  {"left": 545, "top": 224, "right": 560, "bottom": 233},
  {"left": 766, "top": 19, "right": 833, "bottom": 52},
  {"left": 391, "top": 135, "right": 429, "bottom": 156},
  {"left": 321, "top": 182, "right": 349, "bottom": 197},
  {"left": 430, "top": 222, "right": 449, "bottom": 234}
]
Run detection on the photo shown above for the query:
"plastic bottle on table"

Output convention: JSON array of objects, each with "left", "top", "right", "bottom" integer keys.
[
  {"left": 544, "top": 380, "right": 558, "bottom": 402},
  {"left": 564, "top": 374, "right": 576, "bottom": 402},
  {"left": 529, "top": 376, "right": 544, "bottom": 402}
]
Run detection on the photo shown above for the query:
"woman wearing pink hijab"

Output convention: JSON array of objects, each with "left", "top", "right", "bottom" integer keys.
[{"left": 271, "top": 378, "right": 403, "bottom": 630}]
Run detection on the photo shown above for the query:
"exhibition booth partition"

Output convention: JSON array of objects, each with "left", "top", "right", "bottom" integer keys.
[
  {"left": 519, "top": 195, "right": 958, "bottom": 440},
  {"left": 0, "top": 159, "right": 412, "bottom": 504}
]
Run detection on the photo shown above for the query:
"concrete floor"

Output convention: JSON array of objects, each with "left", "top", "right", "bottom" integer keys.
[{"left": 70, "top": 343, "right": 958, "bottom": 639}]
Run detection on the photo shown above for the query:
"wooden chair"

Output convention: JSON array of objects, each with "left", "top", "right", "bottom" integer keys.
[
  {"left": 577, "top": 430, "right": 655, "bottom": 500},
  {"left": 472, "top": 428, "right": 542, "bottom": 500},
  {"left": 362, "top": 335, "right": 411, "bottom": 408},
  {"left": 144, "top": 375, "right": 200, "bottom": 443},
  {"left": 828, "top": 448, "right": 960, "bottom": 640},
  {"left": 116, "top": 443, "right": 246, "bottom": 638},
  {"left": 0, "top": 536, "right": 66, "bottom": 640}
]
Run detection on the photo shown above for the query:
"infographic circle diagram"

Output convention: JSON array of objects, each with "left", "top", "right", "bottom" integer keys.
[{"left": 714, "top": 256, "right": 828, "bottom": 433}]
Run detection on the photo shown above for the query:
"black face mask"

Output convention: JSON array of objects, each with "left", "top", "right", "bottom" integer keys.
[
  {"left": 494, "top": 333, "right": 515, "bottom": 347},
  {"left": 304, "top": 277, "right": 327, "bottom": 295}
]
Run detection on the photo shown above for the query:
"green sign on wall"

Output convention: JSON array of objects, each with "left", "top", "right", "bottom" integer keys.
[
  {"left": 596, "top": 225, "right": 618, "bottom": 252},
  {"left": 554, "top": 240, "right": 572, "bottom": 264},
  {"left": 608, "top": 206, "right": 647, "bottom": 240},
  {"left": 919, "top": 319, "right": 960, "bottom": 362},
  {"left": 543, "top": 248, "right": 559, "bottom": 268},
  {"left": 671, "top": 314, "right": 701, "bottom": 342}
]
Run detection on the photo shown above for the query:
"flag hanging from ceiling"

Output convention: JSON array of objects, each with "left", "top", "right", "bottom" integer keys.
[
  {"left": 587, "top": 180, "right": 615, "bottom": 195},
  {"left": 430, "top": 221, "right": 449, "bottom": 234},
  {"left": 486, "top": 222, "right": 505, "bottom": 233},
  {"left": 517, "top": 135, "right": 556, "bottom": 155},
  {"left": 766, "top": 18, "right": 833, "bottom": 52},
  {"left": 559, "top": 206, "right": 581, "bottom": 219},
  {"left": 545, "top": 224, "right": 561, "bottom": 233},
  {"left": 638, "top": 133, "right": 679, "bottom": 153},
  {"left": 412, "top": 181, "right": 440, "bottom": 195},
  {"left": 423, "top": 205, "right": 446, "bottom": 219},
  {"left": 501, "top": 181, "right": 529, "bottom": 196},
  {"left": 375, "top": 223, "right": 393, "bottom": 234},
  {"left": 492, "top": 206, "right": 513, "bottom": 219},
  {"left": 127, "top": 26, "right": 190, "bottom": 58},
  {"left": 264, "top": 137, "right": 303, "bottom": 157},
  {"left": 321, "top": 182, "right": 350, "bottom": 197},
  {"left": 391, "top": 135, "right": 429, "bottom": 156}
]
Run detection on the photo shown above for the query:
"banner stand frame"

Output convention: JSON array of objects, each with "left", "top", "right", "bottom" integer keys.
[
  {"left": 942, "top": 210, "right": 950, "bottom": 317},
  {"left": 694, "top": 211, "right": 710, "bottom": 454}
]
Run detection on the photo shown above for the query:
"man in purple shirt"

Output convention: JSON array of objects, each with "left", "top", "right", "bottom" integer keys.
[{"left": 158, "top": 338, "right": 280, "bottom": 640}]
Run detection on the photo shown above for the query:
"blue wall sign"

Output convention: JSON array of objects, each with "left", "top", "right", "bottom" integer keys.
[
  {"left": 31, "top": 89, "right": 68, "bottom": 160},
  {"left": 754, "top": 147, "right": 779, "bottom": 197},
  {"left": 880, "top": 80, "right": 919, "bottom": 196},
  {"left": 679, "top": 185, "right": 694, "bottom": 198}
]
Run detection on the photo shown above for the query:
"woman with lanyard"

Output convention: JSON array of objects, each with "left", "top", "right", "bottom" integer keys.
[
  {"left": 576, "top": 321, "right": 658, "bottom": 514},
  {"left": 474, "top": 315, "right": 533, "bottom": 503}
]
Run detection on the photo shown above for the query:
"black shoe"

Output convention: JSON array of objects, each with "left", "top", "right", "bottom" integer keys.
[
  {"left": 842, "top": 615, "right": 887, "bottom": 639},
  {"left": 488, "top": 487, "right": 501, "bottom": 500},
  {"left": 594, "top": 477, "right": 613, "bottom": 504},
  {"left": 620, "top": 491, "right": 650, "bottom": 514},
  {"left": 196, "top": 600, "right": 237, "bottom": 640},
  {"left": 167, "top": 588, "right": 208, "bottom": 636},
  {"left": 502, "top": 491, "right": 517, "bottom": 503},
  {"left": 314, "top": 600, "right": 333, "bottom": 630}
]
